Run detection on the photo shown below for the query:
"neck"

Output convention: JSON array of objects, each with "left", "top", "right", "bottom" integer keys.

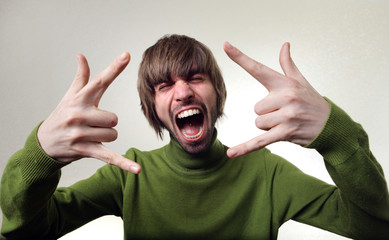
[{"left": 164, "top": 129, "right": 228, "bottom": 175}]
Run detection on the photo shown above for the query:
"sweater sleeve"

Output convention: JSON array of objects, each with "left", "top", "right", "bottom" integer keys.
[
  {"left": 307, "top": 99, "right": 388, "bottom": 215},
  {"left": 0, "top": 124, "right": 124, "bottom": 240},
  {"left": 273, "top": 99, "right": 389, "bottom": 238}
]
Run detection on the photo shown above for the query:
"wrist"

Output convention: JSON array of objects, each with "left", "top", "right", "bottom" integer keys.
[
  {"left": 21, "top": 123, "right": 69, "bottom": 184},
  {"left": 305, "top": 98, "right": 360, "bottom": 166}
]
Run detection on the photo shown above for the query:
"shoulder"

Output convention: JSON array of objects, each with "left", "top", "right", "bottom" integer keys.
[
  {"left": 236, "top": 147, "right": 286, "bottom": 166},
  {"left": 236, "top": 147, "right": 301, "bottom": 176},
  {"left": 230, "top": 148, "right": 283, "bottom": 173}
]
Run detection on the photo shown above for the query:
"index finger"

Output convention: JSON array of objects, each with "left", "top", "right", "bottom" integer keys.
[
  {"left": 223, "top": 42, "right": 284, "bottom": 91},
  {"left": 80, "top": 52, "right": 131, "bottom": 106}
]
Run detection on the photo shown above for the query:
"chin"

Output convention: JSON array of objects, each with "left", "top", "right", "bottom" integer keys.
[{"left": 173, "top": 127, "right": 215, "bottom": 155}]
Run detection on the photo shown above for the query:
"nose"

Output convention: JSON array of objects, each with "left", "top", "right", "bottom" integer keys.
[{"left": 174, "top": 79, "right": 194, "bottom": 102}]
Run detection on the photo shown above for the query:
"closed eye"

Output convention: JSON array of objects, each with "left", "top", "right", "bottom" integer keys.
[
  {"left": 156, "top": 82, "right": 173, "bottom": 92},
  {"left": 188, "top": 74, "right": 204, "bottom": 82}
]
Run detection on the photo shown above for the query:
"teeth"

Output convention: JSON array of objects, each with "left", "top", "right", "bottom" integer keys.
[
  {"left": 177, "top": 109, "right": 200, "bottom": 119},
  {"left": 182, "top": 126, "right": 203, "bottom": 139}
]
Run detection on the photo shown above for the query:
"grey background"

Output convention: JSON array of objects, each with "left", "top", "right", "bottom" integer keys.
[{"left": 1, "top": 0, "right": 388, "bottom": 239}]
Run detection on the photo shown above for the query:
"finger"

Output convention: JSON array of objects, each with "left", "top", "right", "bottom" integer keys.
[
  {"left": 279, "top": 42, "right": 303, "bottom": 79},
  {"left": 223, "top": 41, "right": 284, "bottom": 91},
  {"left": 83, "top": 108, "right": 118, "bottom": 128},
  {"left": 81, "top": 52, "right": 131, "bottom": 106},
  {"left": 255, "top": 111, "right": 280, "bottom": 131},
  {"left": 254, "top": 92, "right": 283, "bottom": 116},
  {"left": 227, "top": 127, "right": 285, "bottom": 158},
  {"left": 69, "top": 54, "right": 90, "bottom": 94},
  {"left": 72, "top": 127, "right": 118, "bottom": 143},
  {"left": 82, "top": 143, "right": 141, "bottom": 174}
]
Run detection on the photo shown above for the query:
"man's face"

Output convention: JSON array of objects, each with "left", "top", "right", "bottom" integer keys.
[{"left": 154, "top": 72, "right": 218, "bottom": 154}]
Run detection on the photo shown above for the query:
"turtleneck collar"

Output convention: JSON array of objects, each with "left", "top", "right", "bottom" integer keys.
[{"left": 163, "top": 129, "right": 228, "bottom": 176}]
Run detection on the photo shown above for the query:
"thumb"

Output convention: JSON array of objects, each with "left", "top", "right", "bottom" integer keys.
[
  {"left": 87, "top": 143, "right": 141, "bottom": 174},
  {"left": 227, "top": 129, "right": 282, "bottom": 158},
  {"left": 223, "top": 41, "right": 240, "bottom": 59},
  {"left": 279, "top": 42, "right": 303, "bottom": 79}
]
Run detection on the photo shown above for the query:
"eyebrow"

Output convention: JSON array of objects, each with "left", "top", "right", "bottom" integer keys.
[
  {"left": 153, "top": 71, "right": 206, "bottom": 89},
  {"left": 152, "top": 59, "right": 207, "bottom": 89},
  {"left": 183, "top": 63, "right": 206, "bottom": 78}
]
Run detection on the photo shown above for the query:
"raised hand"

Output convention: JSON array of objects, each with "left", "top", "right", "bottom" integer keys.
[
  {"left": 37, "top": 52, "right": 141, "bottom": 174},
  {"left": 223, "top": 42, "right": 330, "bottom": 158}
]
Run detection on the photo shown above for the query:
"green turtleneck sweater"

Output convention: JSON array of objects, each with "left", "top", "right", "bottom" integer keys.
[{"left": 1, "top": 100, "right": 388, "bottom": 239}]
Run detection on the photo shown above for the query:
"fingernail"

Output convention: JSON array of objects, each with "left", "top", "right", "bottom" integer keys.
[
  {"left": 130, "top": 165, "right": 140, "bottom": 174},
  {"left": 225, "top": 41, "right": 233, "bottom": 50},
  {"left": 227, "top": 148, "right": 237, "bottom": 158},
  {"left": 76, "top": 54, "right": 83, "bottom": 63},
  {"left": 119, "top": 52, "right": 129, "bottom": 61}
]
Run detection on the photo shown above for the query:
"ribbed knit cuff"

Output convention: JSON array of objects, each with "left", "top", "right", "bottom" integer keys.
[
  {"left": 305, "top": 98, "right": 360, "bottom": 166},
  {"left": 17, "top": 123, "right": 68, "bottom": 184}
]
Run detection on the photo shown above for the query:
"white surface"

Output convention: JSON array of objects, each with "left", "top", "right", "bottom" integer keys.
[{"left": 1, "top": 0, "right": 388, "bottom": 239}]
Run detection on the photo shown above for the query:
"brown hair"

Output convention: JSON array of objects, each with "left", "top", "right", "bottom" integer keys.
[{"left": 137, "top": 34, "right": 226, "bottom": 138}]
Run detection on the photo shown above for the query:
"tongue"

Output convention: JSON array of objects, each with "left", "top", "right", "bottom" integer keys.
[
  {"left": 180, "top": 114, "right": 203, "bottom": 137},
  {"left": 182, "top": 122, "right": 201, "bottom": 136}
]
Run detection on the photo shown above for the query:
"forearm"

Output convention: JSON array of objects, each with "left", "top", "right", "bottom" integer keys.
[
  {"left": 1, "top": 124, "right": 126, "bottom": 239},
  {"left": 307, "top": 98, "right": 389, "bottom": 237},
  {"left": 0, "top": 124, "right": 67, "bottom": 239}
]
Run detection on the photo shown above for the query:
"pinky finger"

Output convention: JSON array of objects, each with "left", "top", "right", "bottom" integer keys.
[{"left": 69, "top": 54, "right": 90, "bottom": 94}]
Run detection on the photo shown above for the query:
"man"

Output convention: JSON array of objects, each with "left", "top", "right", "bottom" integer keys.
[{"left": 1, "top": 34, "right": 388, "bottom": 239}]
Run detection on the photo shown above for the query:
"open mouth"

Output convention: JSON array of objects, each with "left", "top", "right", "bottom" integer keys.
[{"left": 176, "top": 108, "right": 205, "bottom": 141}]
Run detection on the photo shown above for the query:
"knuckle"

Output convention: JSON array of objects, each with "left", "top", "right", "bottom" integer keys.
[
  {"left": 248, "top": 141, "right": 263, "bottom": 153},
  {"left": 93, "top": 76, "right": 109, "bottom": 88},
  {"left": 249, "top": 137, "right": 265, "bottom": 152},
  {"left": 240, "top": 144, "right": 250, "bottom": 156},
  {"left": 64, "top": 111, "right": 84, "bottom": 126},
  {"left": 101, "top": 151, "right": 115, "bottom": 165},
  {"left": 110, "top": 62, "right": 121, "bottom": 74},
  {"left": 67, "top": 127, "right": 85, "bottom": 142},
  {"left": 253, "top": 138, "right": 264, "bottom": 148},
  {"left": 283, "top": 90, "right": 299, "bottom": 104},
  {"left": 71, "top": 142, "right": 89, "bottom": 157},
  {"left": 251, "top": 61, "right": 265, "bottom": 77},
  {"left": 75, "top": 70, "right": 89, "bottom": 81},
  {"left": 285, "top": 77, "right": 301, "bottom": 88},
  {"left": 283, "top": 107, "right": 298, "bottom": 121},
  {"left": 281, "top": 124, "right": 299, "bottom": 141},
  {"left": 284, "top": 126, "right": 295, "bottom": 138}
]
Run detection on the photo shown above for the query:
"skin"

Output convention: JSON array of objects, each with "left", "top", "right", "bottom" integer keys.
[
  {"left": 37, "top": 41, "right": 329, "bottom": 174},
  {"left": 223, "top": 42, "right": 329, "bottom": 158},
  {"left": 37, "top": 52, "right": 141, "bottom": 174},
  {"left": 154, "top": 73, "right": 218, "bottom": 155}
]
